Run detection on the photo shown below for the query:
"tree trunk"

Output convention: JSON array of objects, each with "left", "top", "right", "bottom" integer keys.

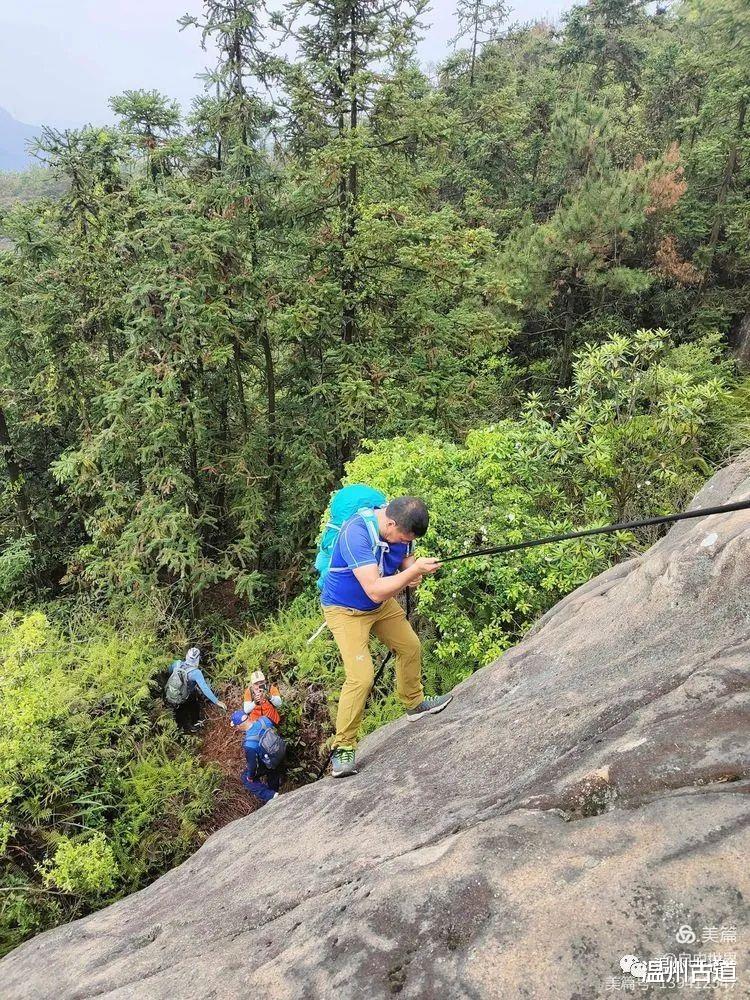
[
  {"left": 179, "top": 382, "right": 201, "bottom": 523},
  {"left": 232, "top": 338, "right": 249, "bottom": 436},
  {"left": 339, "top": 6, "right": 359, "bottom": 348},
  {"left": 334, "top": 5, "right": 361, "bottom": 471},
  {"left": 686, "top": 92, "right": 702, "bottom": 155},
  {"left": 702, "top": 96, "right": 747, "bottom": 283},
  {"left": 559, "top": 272, "right": 578, "bottom": 386},
  {"left": 0, "top": 406, "right": 33, "bottom": 535},
  {"left": 731, "top": 311, "right": 750, "bottom": 368},
  {"left": 469, "top": 3, "right": 480, "bottom": 88},
  {"left": 212, "top": 375, "right": 231, "bottom": 552},
  {"left": 260, "top": 323, "right": 280, "bottom": 571},
  {"left": 215, "top": 82, "right": 223, "bottom": 172}
]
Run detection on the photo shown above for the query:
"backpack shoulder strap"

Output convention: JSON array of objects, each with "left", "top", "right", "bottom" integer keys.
[
  {"left": 359, "top": 508, "right": 390, "bottom": 576},
  {"left": 327, "top": 508, "right": 389, "bottom": 576}
]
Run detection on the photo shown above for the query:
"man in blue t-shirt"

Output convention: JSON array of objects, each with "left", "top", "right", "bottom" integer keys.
[{"left": 322, "top": 496, "right": 453, "bottom": 777}]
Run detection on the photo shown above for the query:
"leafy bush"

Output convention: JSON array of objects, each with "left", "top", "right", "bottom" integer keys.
[{"left": 40, "top": 833, "right": 118, "bottom": 897}]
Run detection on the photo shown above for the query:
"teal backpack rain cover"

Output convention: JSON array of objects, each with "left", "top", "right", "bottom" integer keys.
[{"left": 314, "top": 484, "right": 387, "bottom": 590}]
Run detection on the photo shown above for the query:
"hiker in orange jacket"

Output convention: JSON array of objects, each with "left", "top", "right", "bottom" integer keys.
[{"left": 243, "top": 670, "right": 283, "bottom": 724}]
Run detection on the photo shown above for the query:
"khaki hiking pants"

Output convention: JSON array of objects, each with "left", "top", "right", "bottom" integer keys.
[{"left": 324, "top": 598, "right": 424, "bottom": 749}]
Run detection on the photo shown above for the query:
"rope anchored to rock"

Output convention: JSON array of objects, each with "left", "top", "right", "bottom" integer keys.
[{"left": 373, "top": 497, "right": 750, "bottom": 687}]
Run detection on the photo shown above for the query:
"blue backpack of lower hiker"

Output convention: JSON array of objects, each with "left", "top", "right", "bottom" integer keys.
[
  {"left": 258, "top": 725, "right": 287, "bottom": 770},
  {"left": 315, "top": 484, "right": 387, "bottom": 591}
]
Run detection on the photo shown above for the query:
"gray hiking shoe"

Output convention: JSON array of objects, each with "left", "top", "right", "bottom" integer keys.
[
  {"left": 331, "top": 746, "right": 357, "bottom": 778},
  {"left": 406, "top": 694, "right": 453, "bottom": 722}
]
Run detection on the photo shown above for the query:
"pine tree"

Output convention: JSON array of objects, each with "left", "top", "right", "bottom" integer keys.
[
  {"left": 179, "top": 0, "right": 271, "bottom": 173},
  {"left": 109, "top": 90, "right": 182, "bottom": 184},
  {"left": 452, "top": 0, "right": 509, "bottom": 87},
  {"left": 275, "top": 0, "right": 428, "bottom": 467},
  {"left": 560, "top": 0, "right": 651, "bottom": 95},
  {"left": 180, "top": 1, "right": 288, "bottom": 576}
]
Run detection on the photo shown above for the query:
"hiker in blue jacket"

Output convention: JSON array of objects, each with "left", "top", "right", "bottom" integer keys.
[
  {"left": 230, "top": 708, "right": 282, "bottom": 805},
  {"left": 165, "top": 647, "right": 226, "bottom": 733}
]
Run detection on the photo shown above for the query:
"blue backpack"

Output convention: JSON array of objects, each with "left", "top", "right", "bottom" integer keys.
[
  {"left": 246, "top": 716, "right": 287, "bottom": 769},
  {"left": 258, "top": 726, "right": 287, "bottom": 770},
  {"left": 315, "top": 484, "right": 388, "bottom": 591}
]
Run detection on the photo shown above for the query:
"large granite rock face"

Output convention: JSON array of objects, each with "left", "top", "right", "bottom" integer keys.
[{"left": 3, "top": 460, "right": 750, "bottom": 999}]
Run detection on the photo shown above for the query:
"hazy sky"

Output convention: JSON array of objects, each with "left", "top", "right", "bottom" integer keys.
[{"left": 1, "top": 0, "right": 574, "bottom": 129}]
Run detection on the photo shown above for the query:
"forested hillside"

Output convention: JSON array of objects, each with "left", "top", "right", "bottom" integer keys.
[
  {"left": 0, "top": 167, "right": 67, "bottom": 210},
  {"left": 1, "top": 0, "right": 749, "bottom": 956}
]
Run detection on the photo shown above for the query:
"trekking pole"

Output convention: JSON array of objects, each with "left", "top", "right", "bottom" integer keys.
[
  {"left": 437, "top": 497, "right": 750, "bottom": 565},
  {"left": 371, "top": 649, "right": 394, "bottom": 691},
  {"left": 314, "top": 748, "right": 335, "bottom": 781},
  {"left": 307, "top": 621, "right": 328, "bottom": 644}
]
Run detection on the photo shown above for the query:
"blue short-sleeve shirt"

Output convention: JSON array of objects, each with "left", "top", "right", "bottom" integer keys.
[{"left": 321, "top": 514, "right": 410, "bottom": 611}]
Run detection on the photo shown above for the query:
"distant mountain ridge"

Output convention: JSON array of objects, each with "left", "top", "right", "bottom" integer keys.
[{"left": 0, "top": 106, "right": 39, "bottom": 172}]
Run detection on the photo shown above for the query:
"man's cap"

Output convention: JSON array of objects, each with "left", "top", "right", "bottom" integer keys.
[
  {"left": 185, "top": 647, "right": 201, "bottom": 667},
  {"left": 250, "top": 670, "right": 266, "bottom": 685},
  {"left": 230, "top": 710, "right": 248, "bottom": 727}
]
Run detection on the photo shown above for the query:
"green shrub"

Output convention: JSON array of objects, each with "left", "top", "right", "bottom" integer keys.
[
  {"left": 345, "top": 330, "right": 739, "bottom": 688},
  {"left": 40, "top": 833, "right": 118, "bottom": 897}
]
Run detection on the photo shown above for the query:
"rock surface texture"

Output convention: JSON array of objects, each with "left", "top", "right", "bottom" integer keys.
[{"left": 3, "top": 460, "right": 750, "bottom": 999}]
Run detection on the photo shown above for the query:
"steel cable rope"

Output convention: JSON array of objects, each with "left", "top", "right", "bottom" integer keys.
[
  {"left": 436, "top": 497, "right": 750, "bottom": 565},
  {"left": 325, "top": 497, "right": 750, "bottom": 696}
]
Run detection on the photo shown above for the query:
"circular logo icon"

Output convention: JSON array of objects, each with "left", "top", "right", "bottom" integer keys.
[{"left": 676, "top": 924, "right": 696, "bottom": 944}]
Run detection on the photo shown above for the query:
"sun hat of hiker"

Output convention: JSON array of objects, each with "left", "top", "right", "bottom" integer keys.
[
  {"left": 185, "top": 647, "right": 201, "bottom": 667},
  {"left": 230, "top": 710, "right": 248, "bottom": 727},
  {"left": 249, "top": 670, "right": 266, "bottom": 686}
]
